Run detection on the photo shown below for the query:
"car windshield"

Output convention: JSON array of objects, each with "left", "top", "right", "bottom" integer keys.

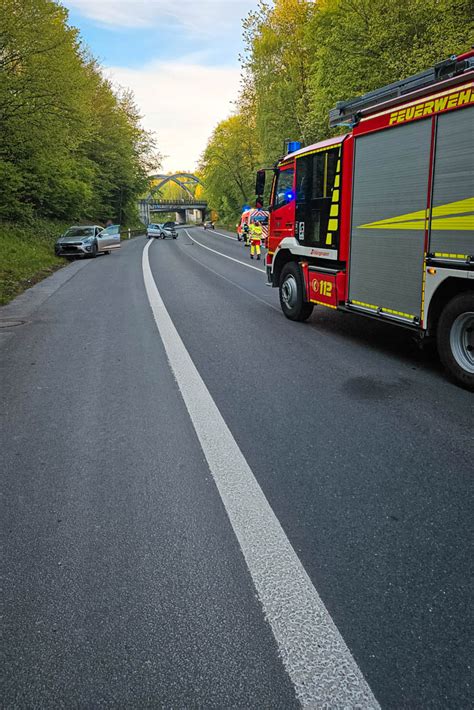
[{"left": 64, "top": 227, "right": 95, "bottom": 237}]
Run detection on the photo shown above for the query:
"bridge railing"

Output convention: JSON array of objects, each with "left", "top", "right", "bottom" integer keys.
[{"left": 146, "top": 199, "right": 208, "bottom": 206}]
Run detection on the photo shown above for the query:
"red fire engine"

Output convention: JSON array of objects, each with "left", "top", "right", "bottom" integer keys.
[{"left": 256, "top": 51, "right": 474, "bottom": 389}]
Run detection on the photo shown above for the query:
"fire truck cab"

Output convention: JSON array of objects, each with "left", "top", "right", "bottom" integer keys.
[{"left": 259, "top": 51, "right": 474, "bottom": 389}]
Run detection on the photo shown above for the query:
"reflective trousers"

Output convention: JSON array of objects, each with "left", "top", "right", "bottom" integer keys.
[{"left": 250, "top": 239, "right": 261, "bottom": 256}]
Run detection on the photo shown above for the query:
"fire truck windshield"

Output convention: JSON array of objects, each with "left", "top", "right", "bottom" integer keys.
[{"left": 273, "top": 168, "right": 295, "bottom": 209}]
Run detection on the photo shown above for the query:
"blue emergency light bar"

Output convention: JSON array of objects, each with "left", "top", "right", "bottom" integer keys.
[{"left": 286, "top": 140, "right": 301, "bottom": 154}]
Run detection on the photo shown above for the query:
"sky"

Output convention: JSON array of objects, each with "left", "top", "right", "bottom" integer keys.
[{"left": 62, "top": 0, "right": 258, "bottom": 173}]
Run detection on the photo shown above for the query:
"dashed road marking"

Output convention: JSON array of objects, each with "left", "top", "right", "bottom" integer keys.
[{"left": 143, "top": 239, "right": 379, "bottom": 709}]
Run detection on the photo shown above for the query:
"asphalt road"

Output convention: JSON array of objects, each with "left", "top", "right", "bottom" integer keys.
[{"left": 1, "top": 227, "right": 473, "bottom": 708}]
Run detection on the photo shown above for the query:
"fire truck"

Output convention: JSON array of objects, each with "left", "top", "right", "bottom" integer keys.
[{"left": 256, "top": 51, "right": 474, "bottom": 389}]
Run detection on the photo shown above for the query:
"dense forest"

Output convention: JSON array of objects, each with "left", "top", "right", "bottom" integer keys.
[
  {"left": 0, "top": 0, "right": 157, "bottom": 225},
  {"left": 200, "top": 0, "right": 474, "bottom": 225}
]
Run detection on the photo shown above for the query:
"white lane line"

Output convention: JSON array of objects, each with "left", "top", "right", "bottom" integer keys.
[
  {"left": 185, "top": 230, "right": 265, "bottom": 273},
  {"left": 143, "top": 239, "right": 379, "bottom": 709},
  {"left": 198, "top": 226, "right": 238, "bottom": 241}
]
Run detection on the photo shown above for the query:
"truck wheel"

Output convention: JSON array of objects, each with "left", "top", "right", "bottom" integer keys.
[
  {"left": 437, "top": 291, "right": 474, "bottom": 390},
  {"left": 279, "top": 262, "right": 314, "bottom": 322}
]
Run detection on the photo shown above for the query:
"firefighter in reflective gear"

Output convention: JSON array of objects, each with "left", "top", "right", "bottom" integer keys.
[
  {"left": 249, "top": 222, "right": 262, "bottom": 260},
  {"left": 243, "top": 222, "right": 250, "bottom": 246}
]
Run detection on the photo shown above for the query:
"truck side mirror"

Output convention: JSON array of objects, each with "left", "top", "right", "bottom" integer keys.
[{"left": 255, "top": 169, "right": 266, "bottom": 198}]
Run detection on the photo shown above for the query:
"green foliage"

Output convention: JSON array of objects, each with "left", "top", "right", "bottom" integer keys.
[
  {"left": 304, "top": 0, "right": 474, "bottom": 141},
  {"left": 199, "top": 114, "right": 259, "bottom": 224},
  {"left": 0, "top": 0, "right": 158, "bottom": 225},
  {"left": 0, "top": 218, "right": 68, "bottom": 304},
  {"left": 241, "top": 0, "right": 316, "bottom": 164},
  {"left": 200, "top": 0, "right": 473, "bottom": 224}
]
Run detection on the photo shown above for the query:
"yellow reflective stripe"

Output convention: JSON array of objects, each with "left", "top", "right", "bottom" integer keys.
[
  {"left": 352, "top": 300, "right": 378, "bottom": 310},
  {"left": 361, "top": 216, "right": 473, "bottom": 230},
  {"left": 359, "top": 197, "right": 474, "bottom": 230},
  {"left": 433, "top": 252, "right": 468, "bottom": 259},
  {"left": 295, "top": 143, "right": 342, "bottom": 159},
  {"left": 432, "top": 197, "right": 474, "bottom": 216},
  {"left": 351, "top": 300, "right": 415, "bottom": 319},
  {"left": 431, "top": 216, "right": 474, "bottom": 230},
  {"left": 324, "top": 153, "right": 342, "bottom": 246},
  {"left": 381, "top": 307, "right": 415, "bottom": 319},
  {"left": 420, "top": 255, "right": 427, "bottom": 325},
  {"left": 310, "top": 299, "right": 337, "bottom": 309}
]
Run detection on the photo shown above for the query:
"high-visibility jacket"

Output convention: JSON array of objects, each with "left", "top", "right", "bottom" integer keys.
[{"left": 250, "top": 223, "right": 262, "bottom": 241}]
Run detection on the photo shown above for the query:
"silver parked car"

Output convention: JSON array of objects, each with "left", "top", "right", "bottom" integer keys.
[{"left": 55, "top": 225, "right": 121, "bottom": 258}]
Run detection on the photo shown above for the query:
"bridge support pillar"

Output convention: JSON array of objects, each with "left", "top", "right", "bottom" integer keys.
[
  {"left": 138, "top": 200, "right": 150, "bottom": 225},
  {"left": 175, "top": 210, "right": 186, "bottom": 224}
]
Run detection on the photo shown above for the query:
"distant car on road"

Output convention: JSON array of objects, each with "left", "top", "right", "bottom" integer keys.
[
  {"left": 147, "top": 223, "right": 162, "bottom": 239},
  {"left": 203, "top": 220, "right": 215, "bottom": 230},
  {"left": 146, "top": 223, "right": 177, "bottom": 239},
  {"left": 55, "top": 225, "right": 120, "bottom": 259}
]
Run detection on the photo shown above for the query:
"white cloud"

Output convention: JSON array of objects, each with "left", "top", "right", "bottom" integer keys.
[
  {"left": 65, "top": 0, "right": 256, "bottom": 32},
  {"left": 106, "top": 59, "right": 241, "bottom": 172}
]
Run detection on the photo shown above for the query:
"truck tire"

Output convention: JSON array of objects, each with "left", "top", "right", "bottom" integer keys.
[
  {"left": 279, "top": 262, "right": 314, "bottom": 322},
  {"left": 437, "top": 291, "right": 474, "bottom": 391}
]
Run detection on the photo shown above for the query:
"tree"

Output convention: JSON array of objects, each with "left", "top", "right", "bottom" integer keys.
[
  {"left": 0, "top": 0, "right": 158, "bottom": 223},
  {"left": 304, "top": 0, "right": 474, "bottom": 141},
  {"left": 238, "top": 0, "right": 474, "bottom": 153},
  {"left": 199, "top": 114, "right": 259, "bottom": 223},
  {"left": 241, "top": 0, "right": 316, "bottom": 164}
]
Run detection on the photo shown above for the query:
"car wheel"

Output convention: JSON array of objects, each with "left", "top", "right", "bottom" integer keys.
[
  {"left": 279, "top": 262, "right": 314, "bottom": 322},
  {"left": 90, "top": 241, "right": 98, "bottom": 258}
]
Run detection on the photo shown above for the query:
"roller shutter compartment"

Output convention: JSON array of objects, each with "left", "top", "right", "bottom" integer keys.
[
  {"left": 349, "top": 120, "right": 431, "bottom": 319},
  {"left": 429, "top": 106, "right": 474, "bottom": 259}
]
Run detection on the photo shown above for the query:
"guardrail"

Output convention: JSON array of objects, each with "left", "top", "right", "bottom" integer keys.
[
  {"left": 146, "top": 199, "right": 207, "bottom": 206},
  {"left": 120, "top": 228, "right": 145, "bottom": 240}
]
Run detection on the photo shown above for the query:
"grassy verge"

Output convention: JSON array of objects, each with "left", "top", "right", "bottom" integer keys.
[
  {"left": 0, "top": 219, "right": 69, "bottom": 306},
  {"left": 0, "top": 219, "right": 146, "bottom": 305}
]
